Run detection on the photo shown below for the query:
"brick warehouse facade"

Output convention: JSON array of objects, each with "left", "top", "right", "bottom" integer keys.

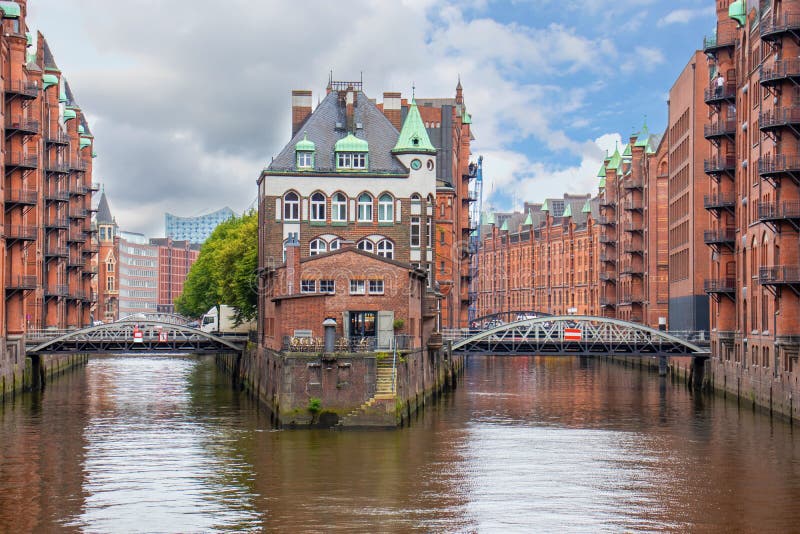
[
  {"left": 258, "top": 79, "right": 478, "bottom": 346},
  {"left": 700, "top": 0, "right": 800, "bottom": 417},
  {"left": 1, "top": 1, "right": 97, "bottom": 337}
]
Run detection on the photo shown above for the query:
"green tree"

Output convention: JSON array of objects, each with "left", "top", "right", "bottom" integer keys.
[{"left": 176, "top": 211, "right": 258, "bottom": 323}]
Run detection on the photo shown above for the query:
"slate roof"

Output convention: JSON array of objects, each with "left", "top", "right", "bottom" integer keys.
[
  {"left": 266, "top": 91, "right": 407, "bottom": 175},
  {"left": 96, "top": 192, "right": 113, "bottom": 224},
  {"left": 42, "top": 37, "right": 58, "bottom": 71},
  {"left": 80, "top": 113, "right": 92, "bottom": 137},
  {"left": 64, "top": 80, "right": 78, "bottom": 107}
]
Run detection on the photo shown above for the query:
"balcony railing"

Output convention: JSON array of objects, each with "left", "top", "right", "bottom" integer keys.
[
  {"left": 6, "top": 275, "right": 37, "bottom": 291},
  {"left": 704, "top": 80, "right": 737, "bottom": 104},
  {"left": 44, "top": 285, "right": 69, "bottom": 297},
  {"left": 599, "top": 252, "right": 616, "bottom": 264},
  {"left": 704, "top": 278, "right": 736, "bottom": 294},
  {"left": 759, "top": 265, "right": 800, "bottom": 285},
  {"left": 704, "top": 155, "right": 736, "bottom": 175},
  {"left": 45, "top": 130, "right": 71, "bottom": 145},
  {"left": 4, "top": 188, "right": 38, "bottom": 205},
  {"left": 6, "top": 225, "right": 37, "bottom": 241},
  {"left": 703, "top": 192, "right": 736, "bottom": 211},
  {"left": 90, "top": 182, "right": 100, "bottom": 192},
  {"left": 623, "top": 177, "right": 643, "bottom": 190},
  {"left": 593, "top": 215, "right": 615, "bottom": 226},
  {"left": 68, "top": 208, "right": 88, "bottom": 219},
  {"left": 703, "top": 30, "right": 737, "bottom": 53},
  {"left": 758, "top": 154, "right": 800, "bottom": 178},
  {"left": 5, "top": 152, "right": 39, "bottom": 169},
  {"left": 623, "top": 221, "right": 643, "bottom": 233},
  {"left": 599, "top": 272, "right": 616, "bottom": 282},
  {"left": 599, "top": 234, "right": 616, "bottom": 244},
  {"left": 703, "top": 228, "right": 736, "bottom": 246},
  {"left": 757, "top": 200, "right": 800, "bottom": 225},
  {"left": 620, "top": 264, "right": 644, "bottom": 276},
  {"left": 623, "top": 199, "right": 643, "bottom": 211},
  {"left": 67, "top": 231, "right": 86, "bottom": 243},
  {"left": 45, "top": 217, "right": 69, "bottom": 229},
  {"left": 67, "top": 256, "right": 85, "bottom": 268},
  {"left": 45, "top": 160, "right": 71, "bottom": 174},
  {"left": 5, "top": 116, "right": 40, "bottom": 135},
  {"left": 704, "top": 119, "right": 737, "bottom": 139},
  {"left": 760, "top": 12, "right": 800, "bottom": 41},
  {"left": 623, "top": 242, "right": 644, "bottom": 254},
  {"left": 759, "top": 107, "right": 800, "bottom": 131},
  {"left": 282, "top": 336, "right": 379, "bottom": 353},
  {"left": 44, "top": 246, "right": 69, "bottom": 258},
  {"left": 82, "top": 266, "right": 99, "bottom": 276},
  {"left": 69, "top": 159, "right": 89, "bottom": 171},
  {"left": 4, "top": 80, "right": 39, "bottom": 99},
  {"left": 599, "top": 197, "right": 617, "bottom": 208},
  {"left": 44, "top": 190, "right": 70, "bottom": 202},
  {"left": 760, "top": 59, "right": 800, "bottom": 86},
  {"left": 599, "top": 296, "right": 616, "bottom": 307},
  {"left": 619, "top": 293, "right": 644, "bottom": 305}
]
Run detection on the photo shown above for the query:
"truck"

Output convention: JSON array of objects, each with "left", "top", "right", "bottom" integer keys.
[{"left": 200, "top": 305, "right": 254, "bottom": 335}]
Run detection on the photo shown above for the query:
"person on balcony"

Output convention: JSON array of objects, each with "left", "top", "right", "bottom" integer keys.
[{"left": 716, "top": 73, "right": 725, "bottom": 97}]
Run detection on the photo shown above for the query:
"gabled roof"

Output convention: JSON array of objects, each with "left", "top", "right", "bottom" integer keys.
[
  {"left": 267, "top": 91, "right": 407, "bottom": 175},
  {"left": 80, "top": 113, "right": 92, "bottom": 137},
  {"left": 562, "top": 203, "right": 572, "bottom": 218},
  {"left": 298, "top": 246, "right": 423, "bottom": 277},
  {"left": 42, "top": 37, "right": 59, "bottom": 71},
  {"left": 607, "top": 146, "right": 622, "bottom": 171},
  {"left": 96, "top": 192, "right": 114, "bottom": 225},
  {"left": 393, "top": 100, "right": 436, "bottom": 154}
]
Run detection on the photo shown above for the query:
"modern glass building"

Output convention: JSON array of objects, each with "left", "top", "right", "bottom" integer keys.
[{"left": 164, "top": 207, "right": 235, "bottom": 243}]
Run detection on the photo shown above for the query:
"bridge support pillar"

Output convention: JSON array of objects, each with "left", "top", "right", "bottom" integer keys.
[
  {"left": 658, "top": 356, "right": 668, "bottom": 377},
  {"left": 691, "top": 356, "right": 705, "bottom": 391}
]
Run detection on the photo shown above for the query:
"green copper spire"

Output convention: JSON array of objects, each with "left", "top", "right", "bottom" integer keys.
[
  {"left": 582, "top": 200, "right": 591, "bottom": 213},
  {"left": 541, "top": 199, "right": 549, "bottom": 212},
  {"left": 486, "top": 211, "right": 495, "bottom": 225},
  {"left": 523, "top": 212, "right": 533, "bottom": 226},
  {"left": 562, "top": 204, "right": 572, "bottom": 218},
  {"left": 500, "top": 220, "right": 508, "bottom": 231},
  {"left": 634, "top": 121, "right": 651, "bottom": 147},
  {"left": 599, "top": 176, "right": 606, "bottom": 189},
  {"left": 607, "top": 145, "right": 622, "bottom": 171},
  {"left": 597, "top": 162, "right": 607, "bottom": 177},
  {"left": 392, "top": 100, "right": 436, "bottom": 155},
  {"left": 622, "top": 143, "right": 632, "bottom": 158}
]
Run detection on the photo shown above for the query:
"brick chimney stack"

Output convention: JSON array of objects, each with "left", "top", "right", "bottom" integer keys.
[
  {"left": 383, "top": 92, "right": 402, "bottom": 130},
  {"left": 345, "top": 87, "right": 356, "bottom": 132},
  {"left": 291, "top": 90, "right": 313, "bottom": 137},
  {"left": 285, "top": 233, "right": 301, "bottom": 295}
]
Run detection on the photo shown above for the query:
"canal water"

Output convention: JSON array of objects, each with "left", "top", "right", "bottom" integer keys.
[{"left": 1, "top": 355, "right": 799, "bottom": 532}]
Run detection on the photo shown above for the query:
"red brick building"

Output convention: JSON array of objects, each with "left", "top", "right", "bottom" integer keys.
[
  {"left": 1, "top": 1, "right": 97, "bottom": 338},
  {"left": 476, "top": 195, "right": 601, "bottom": 320},
  {"left": 150, "top": 238, "right": 200, "bottom": 313},
  {"left": 702, "top": 1, "right": 800, "bottom": 411},
  {"left": 93, "top": 191, "right": 118, "bottom": 323},
  {"left": 261, "top": 240, "right": 432, "bottom": 351},
  {"left": 258, "top": 79, "right": 477, "bottom": 347}
]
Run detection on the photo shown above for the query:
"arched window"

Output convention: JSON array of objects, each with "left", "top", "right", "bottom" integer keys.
[
  {"left": 309, "top": 238, "right": 327, "bottom": 256},
  {"left": 377, "top": 239, "right": 394, "bottom": 259},
  {"left": 310, "top": 192, "right": 326, "bottom": 222},
  {"left": 329, "top": 238, "right": 341, "bottom": 251},
  {"left": 358, "top": 193, "right": 373, "bottom": 222},
  {"left": 378, "top": 194, "right": 394, "bottom": 222},
  {"left": 411, "top": 193, "right": 421, "bottom": 202},
  {"left": 357, "top": 239, "right": 374, "bottom": 252},
  {"left": 332, "top": 193, "right": 347, "bottom": 222},
  {"left": 284, "top": 192, "right": 299, "bottom": 221}
]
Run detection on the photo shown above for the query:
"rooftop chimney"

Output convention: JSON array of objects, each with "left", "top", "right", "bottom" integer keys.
[
  {"left": 383, "top": 92, "right": 402, "bottom": 130},
  {"left": 291, "top": 90, "right": 313, "bottom": 137},
  {"left": 285, "top": 233, "right": 301, "bottom": 295}
]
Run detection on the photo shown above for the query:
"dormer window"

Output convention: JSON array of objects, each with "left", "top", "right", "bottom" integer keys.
[
  {"left": 295, "top": 132, "right": 315, "bottom": 170},
  {"left": 334, "top": 133, "right": 369, "bottom": 171},
  {"left": 337, "top": 152, "right": 367, "bottom": 170}
]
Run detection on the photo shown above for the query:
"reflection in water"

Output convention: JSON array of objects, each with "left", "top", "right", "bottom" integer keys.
[{"left": 0, "top": 355, "right": 799, "bottom": 532}]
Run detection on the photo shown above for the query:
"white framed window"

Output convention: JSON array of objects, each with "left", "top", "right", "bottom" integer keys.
[
  {"left": 320, "top": 280, "right": 335, "bottom": 293},
  {"left": 106, "top": 276, "right": 115, "bottom": 291},
  {"left": 310, "top": 192, "right": 326, "bottom": 221},
  {"left": 297, "top": 151, "right": 313, "bottom": 169},
  {"left": 332, "top": 193, "right": 347, "bottom": 221},
  {"left": 337, "top": 152, "right": 367, "bottom": 169},
  {"left": 378, "top": 194, "right": 393, "bottom": 222},
  {"left": 106, "top": 262, "right": 114, "bottom": 273},
  {"left": 368, "top": 279, "right": 384, "bottom": 295},
  {"left": 301, "top": 280, "right": 316, "bottom": 293},
  {"left": 349, "top": 280, "right": 365, "bottom": 295},
  {"left": 357, "top": 240, "right": 374, "bottom": 252},
  {"left": 329, "top": 238, "right": 340, "bottom": 251},
  {"left": 427, "top": 217, "right": 433, "bottom": 247},
  {"left": 376, "top": 239, "right": 394, "bottom": 259},
  {"left": 284, "top": 192, "right": 299, "bottom": 221},
  {"left": 309, "top": 239, "right": 327, "bottom": 256},
  {"left": 358, "top": 193, "right": 373, "bottom": 222},
  {"left": 410, "top": 216, "right": 421, "bottom": 247}
]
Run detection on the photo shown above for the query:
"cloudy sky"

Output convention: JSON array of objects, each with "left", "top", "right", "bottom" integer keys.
[{"left": 27, "top": 0, "right": 716, "bottom": 236}]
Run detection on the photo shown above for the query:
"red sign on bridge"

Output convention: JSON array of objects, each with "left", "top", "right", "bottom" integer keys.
[{"left": 563, "top": 328, "right": 582, "bottom": 341}]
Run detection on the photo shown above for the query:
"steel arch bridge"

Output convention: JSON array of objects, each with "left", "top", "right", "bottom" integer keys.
[
  {"left": 449, "top": 315, "right": 709, "bottom": 358},
  {"left": 28, "top": 321, "right": 244, "bottom": 356},
  {"left": 471, "top": 310, "right": 551, "bottom": 326}
]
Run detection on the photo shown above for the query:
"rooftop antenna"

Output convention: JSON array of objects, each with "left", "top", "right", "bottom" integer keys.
[{"left": 412, "top": 82, "right": 415, "bottom": 101}]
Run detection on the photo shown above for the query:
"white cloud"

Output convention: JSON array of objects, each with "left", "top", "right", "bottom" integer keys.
[{"left": 657, "top": 6, "right": 715, "bottom": 27}]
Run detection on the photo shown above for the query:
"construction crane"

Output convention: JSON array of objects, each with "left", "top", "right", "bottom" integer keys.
[{"left": 467, "top": 156, "right": 483, "bottom": 325}]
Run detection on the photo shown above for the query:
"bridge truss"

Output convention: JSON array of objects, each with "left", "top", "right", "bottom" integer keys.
[
  {"left": 449, "top": 316, "right": 709, "bottom": 358},
  {"left": 28, "top": 321, "right": 244, "bottom": 355}
]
